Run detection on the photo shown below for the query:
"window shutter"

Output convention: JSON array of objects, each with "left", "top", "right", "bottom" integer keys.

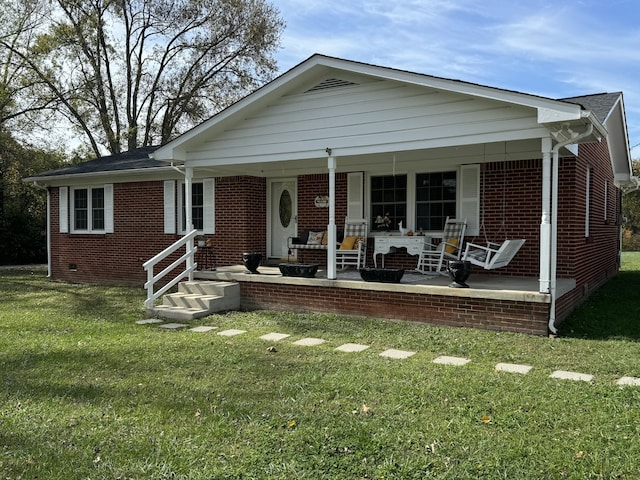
[
  {"left": 104, "top": 184, "right": 114, "bottom": 233},
  {"left": 459, "top": 164, "right": 480, "bottom": 236},
  {"left": 347, "top": 172, "right": 364, "bottom": 220},
  {"left": 203, "top": 178, "right": 215, "bottom": 234},
  {"left": 164, "top": 180, "right": 176, "bottom": 234},
  {"left": 59, "top": 187, "right": 68, "bottom": 233}
]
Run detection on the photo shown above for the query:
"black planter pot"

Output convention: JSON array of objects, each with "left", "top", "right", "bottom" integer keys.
[
  {"left": 447, "top": 260, "right": 471, "bottom": 288},
  {"left": 278, "top": 263, "right": 318, "bottom": 278},
  {"left": 242, "top": 252, "right": 262, "bottom": 274},
  {"left": 359, "top": 268, "right": 404, "bottom": 283}
]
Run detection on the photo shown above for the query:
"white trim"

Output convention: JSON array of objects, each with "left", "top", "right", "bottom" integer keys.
[
  {"left": 164, "top": 180, "right": 176, "bottom": 234},
  {"left": 104, "top": 184, "right": 114, "bottom": 233},
  {"left": 59, "top": 187, "right": 68, "bottom": 233},
  {"left": 68, "top": 185, "right": 112, "bottom": 234}
]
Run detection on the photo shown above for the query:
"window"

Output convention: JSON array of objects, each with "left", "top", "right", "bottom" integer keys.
[
  {"left": 72, "top": 187, "right": 106, "bottom": 232},
  {"left": 172, "top": 179, "right": 213, "bottom": 234},
  {"left": 416, "top": 171, "right": 457, "bottom": 231},
  {"left": 370, "top": 174, "right": 407, "bottom": 230}
]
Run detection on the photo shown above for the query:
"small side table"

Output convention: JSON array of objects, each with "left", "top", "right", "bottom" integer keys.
[{"left": 196, "top": 245, "right": 216, "bottom": 270}]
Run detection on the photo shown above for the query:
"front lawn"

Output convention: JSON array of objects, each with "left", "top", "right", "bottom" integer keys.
[{"left": 1, "top": 256, "right": 640, "bottom": 479}]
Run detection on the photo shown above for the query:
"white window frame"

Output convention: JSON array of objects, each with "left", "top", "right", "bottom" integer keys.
[
  {"left": 365, "top": 165, "right": 479, "bottom": 236},
  {"left": 68, "top": 184, "right": 113, "bottom": 234},
  {"left": 176, "top": 178, "right": 215, "bottom": 234}
]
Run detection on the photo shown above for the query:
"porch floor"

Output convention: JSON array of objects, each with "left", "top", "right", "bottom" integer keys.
[{"left": 195, "top": 265, "right": 575, "bottom": 304}]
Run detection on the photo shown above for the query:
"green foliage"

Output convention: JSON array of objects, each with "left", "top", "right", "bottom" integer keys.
[
  {"left": 2, "top": 260, "right": 640, "bottom": 478},
  {"left": 0, "top": 130, "right": 64, "bottom": 264},
  {"left": 1, "top": 0, "right": 285, "bottom": 156},
  {"left": 622, "top": 159, "right": 640, "bottom": 250}
]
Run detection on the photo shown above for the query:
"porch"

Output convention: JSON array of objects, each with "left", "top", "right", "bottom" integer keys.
[{"left": 194, "top": 265, "right": 576, "bottom": 335}]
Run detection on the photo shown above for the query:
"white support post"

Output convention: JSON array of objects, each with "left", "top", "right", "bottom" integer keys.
[
  {"left": 185, "top": 167, "right": 195, "bottom": 280},
  {"left": 327, "top": 155, "right": 337, "bottom": 280},
  {"left": 539, "top": 137, "right": 552, "bottom": 293}
]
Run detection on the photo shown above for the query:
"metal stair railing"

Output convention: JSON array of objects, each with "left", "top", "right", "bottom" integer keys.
[{"left": 143, "top": 229, "right": 198, "bottom": 309}]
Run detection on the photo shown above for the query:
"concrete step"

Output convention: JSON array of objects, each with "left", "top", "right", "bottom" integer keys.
[{"left": 150, "top": 281, "right": 240, "bottom": 321}]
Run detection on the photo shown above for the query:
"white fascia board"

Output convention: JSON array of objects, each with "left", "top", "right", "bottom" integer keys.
[
  {"left": 537, "top": 107, "right": 582, "bottom": 123},
  {"left": 23, "top": 166, "right": 180, "bottom": 187}
]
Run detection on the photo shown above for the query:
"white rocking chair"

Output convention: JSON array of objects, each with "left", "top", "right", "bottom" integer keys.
[
  {"left": 415, "top": 217, "right": 467, "bottom": 275},
  {"left": 462, "top": 239, "right": 526, "bottom": 270},
  {"left": 336, "top": 218, "right": 368, "bottom": 269}
]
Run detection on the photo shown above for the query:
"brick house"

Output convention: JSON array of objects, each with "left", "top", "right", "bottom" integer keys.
[{"left": 25, "top": 55, "right": 636, "bottom": 334}]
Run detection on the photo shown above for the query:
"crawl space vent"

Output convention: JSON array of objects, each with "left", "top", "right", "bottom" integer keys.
[{"left": 305, "top": 78, "right": 358, "bottom": 92}]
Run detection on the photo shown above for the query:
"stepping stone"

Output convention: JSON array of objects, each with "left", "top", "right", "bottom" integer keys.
[
  {"left": 335, "top": 343, "right": 370, "bottom": 353},
  {"left": 158, "top": 323, "right": 188, "bottom": 329},
  {"left": 495, "top": 362, "right": 533, "bottom": 374},
  {"left": 293, "top": 337, "right": 326, "bottom": 347},
  {"left": 616, "top": 376, "right": 640, "bottom": 386},
  {"left": 433, "top": 355, "right": 470, "bottom": 366},
  {"left": 189, "top": 326, "right": 217, "bottom": 333},
  {"left": 549, "top": 370, "right": 593, "bottom": 382},
  {"left": 260, "top": 333, "right": 291, "bottom": 342},
  {"left": 379, "top": 349, "right": 416, "bottom": 359},
  {"left": 217, "top": 329, "right": 247, "bottom": 337},
  {"left": 136, "top": 319, "right": 164, "bottom": 325}
]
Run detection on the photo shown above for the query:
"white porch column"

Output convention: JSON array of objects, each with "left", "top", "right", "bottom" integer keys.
[
  {"left": 185, "top": 167, "right": 195, "bottom": 279},
  {"left": 327, "top": 155, "right": 337, "bottom": 279},
  {"left": 539, "top": 137, "right": 552, "bottom": 293}
]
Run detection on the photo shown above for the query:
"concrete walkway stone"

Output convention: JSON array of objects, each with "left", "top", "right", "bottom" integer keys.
[
  {"left": 550, "top": 370, "right": 593, "bottom": 382},
  {"left": 433, "top": 355, "right": 470, "bottom": 366},
  {"left": 136, "top": 319, "right": 164, "bottom": 325},
  {"left": 217, "top": 329, "right": 247, "bottom": 337},
  {"left": 158, "top": 323, "right": 188, "bottom": 329},
  {"left": 293, "top": 338, "right": 326, "bottom": 346},
  {"left": 335, "top": 343, "right": 370, "bottom": 353},
  {"left": 616, "top": 376, "right": 640, "bottom": 386},
  {"left": 379, "top": 349, "right": 416, "bottom": 359},
  {"left": 260, "top": 333, "right": 291, "bottom": 342},
  {"left": 495, "top": 362, "right": 533, "bottom": 374},
  {"left": 189, "top": 326, "right": 217, "bottom": 333}
]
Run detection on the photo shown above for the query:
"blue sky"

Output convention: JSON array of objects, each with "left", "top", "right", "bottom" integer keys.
[{"left": 270, "top": 0, "right": 640, "bottom": 156}]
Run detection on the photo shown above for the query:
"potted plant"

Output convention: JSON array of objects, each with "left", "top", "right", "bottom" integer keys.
[{"left": 195, "top": 235, "right": 206, "bottom": 247}]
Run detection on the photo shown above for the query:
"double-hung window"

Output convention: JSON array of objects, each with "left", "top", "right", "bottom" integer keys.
[
  {"left": 416, "top": 171, "right": 457, "bottom": 231},
  {"left": 181, "top": 182, "right": 205, "bottom": 231},
  {"left": 369, "top": 168, "right": 473, "bottom": 234},
  {"left": 66, "top": 185, "right": 112, "bottom": 233},
  {"left": 370, "top": 174, "right": 407, "bottom": 230}
]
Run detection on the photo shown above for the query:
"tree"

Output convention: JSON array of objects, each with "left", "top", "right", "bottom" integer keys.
[
  {"left": 0, "top": 131, "right": 65, "bottom": 264},
  {"left": 622, "top": 159, "right": 640, "bottom": 250},
  {"left": 1, "top": 0, "right": 284, "bottom": 157}
]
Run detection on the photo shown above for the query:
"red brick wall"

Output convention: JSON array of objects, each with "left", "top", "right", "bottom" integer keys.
[
  {"left": 240, "top": 282, "right": 550, "bottom": 335},
  {"left": 50, "top": 181, "right": 183, "bottom": 285},
  {"left": 213, "top": 176, "right": 267, "bottom": 265}
]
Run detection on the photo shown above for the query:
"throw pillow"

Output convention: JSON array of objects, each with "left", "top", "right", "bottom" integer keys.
[
  {"left": 307, "top": 231, "right": 324, "bottom": 245},
  {"left": 339, "top": 236, "right": 357, "bottom": 250},
  {"left": 321, "top": 231, "right": 329, "bottom": 245},
  {"left": 444, "top": 237, "right": 459, "bottom": 254}
]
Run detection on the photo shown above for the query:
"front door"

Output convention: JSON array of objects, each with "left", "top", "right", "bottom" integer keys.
[{"left": 269, "top": 179, "right": 297, "bottom": 259}]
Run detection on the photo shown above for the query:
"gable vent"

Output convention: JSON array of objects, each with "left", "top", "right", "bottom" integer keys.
[{"left": 306, "top": 78, "right": 358, "bottom": 93}]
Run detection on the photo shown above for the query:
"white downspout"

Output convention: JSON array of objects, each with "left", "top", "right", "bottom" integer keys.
[
  {"left": 327, "top": 150, "right": 337, "bottom": 280},
  {"left": 548, "top": 124, "right": 593, "bottom": 334},
  {"left": 32, "top": 182, "right": 51, "bottom": 277}
]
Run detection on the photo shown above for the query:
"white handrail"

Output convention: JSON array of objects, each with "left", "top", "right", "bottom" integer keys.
[{"left": 143, "top": 229, "right": 199, "bottom": 309}]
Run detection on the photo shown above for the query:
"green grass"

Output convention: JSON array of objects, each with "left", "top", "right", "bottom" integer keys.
[{"left": 1, "top": 256, "right": 640, "bottom": 479}]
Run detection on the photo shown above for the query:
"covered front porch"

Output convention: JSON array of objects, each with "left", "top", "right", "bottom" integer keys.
[{"left": 194, "top": 265, "right": 576, "bottom": 335}]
